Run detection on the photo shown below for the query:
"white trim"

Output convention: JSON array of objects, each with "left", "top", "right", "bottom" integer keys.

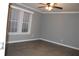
[
  {"left": 27, "top": 14, "right": 33, "bottom": 34},
  {"left": 8, "top": 32, "right": 31, "bottom": 35},
  {"left": 16, "top": 3, "right": 42, "bottom": 13},
  {"left": 7, "top": 38, "right": 79, "bottom": 50},
  {"left": 8, "top": 38, "right": 39, "bottom": 43},
  {"left": 13, "top": 3, "right": 79, "bottom": 14},
  {"left": 39, "top": 38, "right": 79, "bottom": 50},
  {"left": 10, "top": 5, "right": 34, "bottom": 14},
  {"left": 42, "top": 12, "right": 79, "bottom": 14},
  {"left": 12, "top": 3, "right": 79, "bottom": 14},
  {"left": 17, "top": 11, "right": 24, "bottom": 32}
]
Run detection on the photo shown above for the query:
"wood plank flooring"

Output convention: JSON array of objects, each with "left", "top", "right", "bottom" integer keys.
[{"left": 5, "top": 40, "right": 79, "bottom": 56}]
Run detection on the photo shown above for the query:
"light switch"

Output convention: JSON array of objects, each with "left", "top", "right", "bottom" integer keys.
[{"left": 0, "top": 42, "right": 4, "bottom": 49}]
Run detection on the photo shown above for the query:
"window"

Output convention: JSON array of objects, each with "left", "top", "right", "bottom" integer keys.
[{"left": 8, "top": 5, "right": 34, "bottom": 35}]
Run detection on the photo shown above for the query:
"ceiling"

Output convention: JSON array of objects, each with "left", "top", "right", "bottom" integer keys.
[{"left": 15, "top": 3, "right": 79, "bottom": 13}]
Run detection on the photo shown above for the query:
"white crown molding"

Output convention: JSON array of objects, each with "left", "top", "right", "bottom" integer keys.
[
  {"left": 42, "top": 12, "right": 79, "bottom": 14},
  {"left": 12, "top": 3, "right": 79, "bottom": 14},
  {"left": 16, "top": 3, "right": 43, "bottom": 13},
  {"left": 10, "top": 5, "right": 34, "bottom": 14}
]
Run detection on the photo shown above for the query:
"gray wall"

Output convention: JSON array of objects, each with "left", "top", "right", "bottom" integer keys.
[
  {"left": 7, "top": 4, "right": 42, "bottom": 42},
  {"left": 7, "top": 3, "right": 79, "bottom": 49},
  {"left": 41, "top": 13, "right": 79, "bottom": 48}
]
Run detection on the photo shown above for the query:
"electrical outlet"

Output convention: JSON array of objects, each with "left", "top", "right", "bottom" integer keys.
[{"left": 60, "top": 40, "right": 64, "bottom": 42}]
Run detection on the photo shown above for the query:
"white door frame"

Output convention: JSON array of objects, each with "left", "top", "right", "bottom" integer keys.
[{"left": 0, "top": 1, "right": 9, "bottom": 56}]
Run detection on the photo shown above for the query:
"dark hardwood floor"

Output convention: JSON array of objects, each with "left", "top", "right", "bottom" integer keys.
[{"left": 5, "top": 40, "right": 79, "bottom": 56}]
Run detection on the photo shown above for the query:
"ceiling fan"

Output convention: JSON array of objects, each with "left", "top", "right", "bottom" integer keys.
[{"left": 38, "top": 3, "right": 63, "bottom": 11}]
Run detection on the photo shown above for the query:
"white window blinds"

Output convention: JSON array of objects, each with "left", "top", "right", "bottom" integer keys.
[{"left": 8, "top": 6, "right": 33, "bottom": 34}]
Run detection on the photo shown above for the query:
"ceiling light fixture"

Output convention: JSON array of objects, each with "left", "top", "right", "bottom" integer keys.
[
  {"left": 39, "top": 3, "right": 63, "bottom": 11},
  {"left": 45, "top": 3, "right": 54, "bottom": 11},
  {"left": 45, "top": 6, "right": 53, "bottom": 11}
]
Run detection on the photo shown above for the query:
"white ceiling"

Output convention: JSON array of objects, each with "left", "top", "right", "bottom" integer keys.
[{"left": 16, "top": 3, "right": 79, "bottom": 13}]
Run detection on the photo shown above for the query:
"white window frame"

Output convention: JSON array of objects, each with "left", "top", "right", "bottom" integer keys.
[{"left": 8, "top": 5, "right": 34, "bottom": 35}]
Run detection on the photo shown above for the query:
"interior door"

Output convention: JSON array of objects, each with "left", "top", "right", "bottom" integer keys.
[{"left": 0, "top": 2, "right": 9, "bottom": 56}]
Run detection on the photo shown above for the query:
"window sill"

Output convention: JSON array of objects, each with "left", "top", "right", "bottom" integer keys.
[{"left": 8, "top": 32, "right": 30, "bottom": 35}]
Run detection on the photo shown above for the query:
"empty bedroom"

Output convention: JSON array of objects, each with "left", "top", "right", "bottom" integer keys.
[{"left": 5, "top": 3, "right": 79, "bottom": 56}]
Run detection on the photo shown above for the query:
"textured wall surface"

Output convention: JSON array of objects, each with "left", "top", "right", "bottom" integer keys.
[{"left": 41, "top": 13, "right": 79, "bottom": 48}]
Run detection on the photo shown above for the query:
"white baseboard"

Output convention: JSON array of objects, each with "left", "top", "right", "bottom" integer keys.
[
  {"left": 7, "top": 38, "right": 79, "bottom": 50},
  {"left": 39, "top": 38, "right": 79, "bottom": 50},
  {"left": 8, "top": 38, "right": 39, "bottom": 43}
]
